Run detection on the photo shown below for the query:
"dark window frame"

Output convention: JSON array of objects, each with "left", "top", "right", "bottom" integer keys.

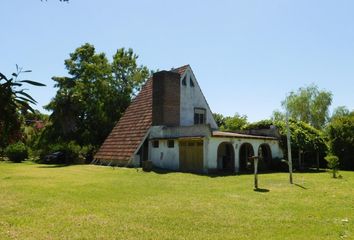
[
  {"left": 167, "top": 140, "right": 174, "bottom": 148},
  {"left": 194, "top": 108, "right": 206, "bottom": 125},
  {"left": 153, "top": 140, "right": 159, "bottom": 148}
]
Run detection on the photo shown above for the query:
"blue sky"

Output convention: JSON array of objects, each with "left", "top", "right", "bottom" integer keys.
[{"left": 1, "top": 0, "right": 353, "bottom": 122}]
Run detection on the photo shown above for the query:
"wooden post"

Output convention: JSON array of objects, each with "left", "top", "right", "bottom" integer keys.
[
  {"left": 249, "top": 156, "right": 260, "bottom": 189},
  {"left": 286, "top": 111, "right": 293, "bottom": 184},
  {"left": 254, "top": 157, "right": 258, "bottom": 189}
]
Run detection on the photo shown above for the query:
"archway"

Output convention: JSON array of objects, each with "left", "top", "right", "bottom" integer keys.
[
  {"left": 258, "top": 144, "right": 272, "bottom": 171},
  {"left": 239, "top": 143, "right": 254, "bottom": 172},
  {"left": 217, "top": 142, "right": 235, "bottom": 172}
]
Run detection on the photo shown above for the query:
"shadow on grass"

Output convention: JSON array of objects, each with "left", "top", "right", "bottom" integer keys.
[
  {"left": 38, "top": 164, "right": 71, "bottom": 168},
  {"left": 294, "top": 183, "right": 308, "bottom": 190},
  {"left": 295, "top": 168, "right": 326, "bottom": 173},
  {"left": 150, "top": 167, "right": 238, "bottom": 178},
  {"left": 254, "top": 188, "right": 270, "bottom": 193}
]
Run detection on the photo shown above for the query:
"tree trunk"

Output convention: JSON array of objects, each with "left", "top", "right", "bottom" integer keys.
[{"left": 316, "top": 152, "right": 319, "bottom": 171}]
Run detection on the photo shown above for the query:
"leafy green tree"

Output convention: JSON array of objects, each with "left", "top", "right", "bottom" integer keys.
[
  {"left": 0, "top": 67, "right": 45, "bottom": 149},
  {"left": 245, "top": 119, "right": 327, "bottom": 169},
  {"left": 282, "top": 84, "right": 332, "bottom": 129},
  {"left": 325, "top": 155, "right": 340, "bottom": 178},
  {"left": 326, "top": 111, "right": 354, "bottom": 170},
  {"left": 44, "top": 43, "right": 150, "bottom": 147},
  {"left": 220, "top": 113, "right": 248, "bottom": 131},
  {"left": 212, "top": 113, "right": 226, "bottom": 128},
  {"left": 271, "top": 110, "right": 285, "bottom": 122},
  {"left": 331, "top": 106, "right": 350, "bottom": 120}
]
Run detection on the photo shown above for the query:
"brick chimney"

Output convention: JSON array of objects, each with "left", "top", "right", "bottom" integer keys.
[{"left": 152, "top": 71, "right": 180, "bottom": 126}]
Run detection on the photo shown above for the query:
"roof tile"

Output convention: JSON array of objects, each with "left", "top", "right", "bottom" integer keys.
[{"left": 94, "top": 78, "right": 153, "bottom": 164}]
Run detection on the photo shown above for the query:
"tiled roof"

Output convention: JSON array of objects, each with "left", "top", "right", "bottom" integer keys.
[
  {"left": 212, "top": 131, "right": 277, "bottom": 140},
  {"left": 171, "top": 65, "right": 189, "bottom": 76},
  {"left": 94, "top": 65, "right": 188, "bottom": 165},
  {"left": 94, "top": 78, "right": 153, "bottom": 164}
]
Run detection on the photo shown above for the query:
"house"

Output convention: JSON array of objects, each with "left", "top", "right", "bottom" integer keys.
[{"left": 94, "top": 65, "right": 283, "bottom": 173}]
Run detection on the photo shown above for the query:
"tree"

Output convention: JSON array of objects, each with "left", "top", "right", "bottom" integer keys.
[
  {"left": 220, "top": 113, "right": 248, "bottom": 131},
  {"left": 44, "top": 43, "right": 150, "bottom": 147},
  {"left": 325, "top": 155, "right": 340, "bottom": 178},
  {"left": 245, "top": 119, "right": 328, "bottom": 170},
  {"left": 213, "top": 113, "right": 226, "bottom": 128},
  {"left": 282, "top": 84, "right": 332, "bottom": 129},
  {"left": 326, "top": 111, "right": 354, "bottom": 170},
  {"left": 0, "top": 67, "right": 45, "bottom": 149},
  {"left": 331, "top": 106, "right": 350, "bottom": 120},
  {"left": 271, "top": 110, "right": 285, "bottom": 122}
]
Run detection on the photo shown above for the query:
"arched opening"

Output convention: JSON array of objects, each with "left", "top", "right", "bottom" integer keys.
[
  {"left": 239, "top": 143, "right": 254, "bottom": 172},
  {"left": 217, "top": 142, "right": 235, "bottom": 172},
  {"left": 258, "top": 144, "right": 272, "bottom": 171}
]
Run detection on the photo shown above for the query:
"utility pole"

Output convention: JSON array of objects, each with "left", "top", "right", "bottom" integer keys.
[{"left": 286, "top": 111, "right": 293, "bottom": 184}]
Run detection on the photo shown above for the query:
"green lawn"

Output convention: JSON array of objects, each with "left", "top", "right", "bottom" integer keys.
[{"left": 0, "top": 162, "right": 353, "bottom": 240}]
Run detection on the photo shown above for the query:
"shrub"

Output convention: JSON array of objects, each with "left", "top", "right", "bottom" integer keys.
[
  {"left": 5, "top": 142, "right": 28, "bottom": 163},
  {"left": 325, "top": 155, "right": 339, "bottom": 178},
  {"left": 39, "top": 141, "right": 91, "bottom": 164}
]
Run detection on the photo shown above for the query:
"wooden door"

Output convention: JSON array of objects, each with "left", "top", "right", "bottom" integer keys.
[{"left": 179, "top": 140, "right": 203, "bottom": 172}]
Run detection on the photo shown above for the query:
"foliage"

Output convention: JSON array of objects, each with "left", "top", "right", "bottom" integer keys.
[
  {"left": 326, "top": 111, "right": 354, "bottom": 170},
  {"left": 213, "top": 113, "right": 248, "bottom": 131},
  {"left": 43, "top": 43, "right": 150, "bottom": 148},
  {"left": 271, "top": 110, "right": 285, "bottom": 122},
  {"left": 331, "top": 106, "right": 350, "bottom": 120},
  {"left": 244, "top": 119, "right": 274, "bottom": 130},
  {"left": 1, "top": 163, "right": 354, "bottom": 239},
  {"left": 324, "top": 155, "right": 339, "bottom": 178},
  {"left": 244, "top": 119, "right": 327, "bottom": 169},
  {"left": 282, "top": 84, "right": 332, "bottom": 129},
  {"left": 0, "top": 67, "right": 45, "bottom": 149},
  {"left": 38, "top": 141, "right": 93, "bottom": 164},
  {"left": 4, "top": 142, "right": 28, "bottom": 163},
  {"left": 212, "top": 113, "right": 225, "bottom": 128}
]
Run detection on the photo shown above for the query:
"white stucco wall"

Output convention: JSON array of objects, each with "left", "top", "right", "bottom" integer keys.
[
  {"left": 205, "top": 137, "right": 284, "bottom": 172},
  {"left": 148, "top": 134, "right": 283, "bottom": 173},
  {"left": 180, "top": 68, "right": 218, "bottom": 129},
  {"left": 150, "top": 139, "right": 179, "bottom": 170}
]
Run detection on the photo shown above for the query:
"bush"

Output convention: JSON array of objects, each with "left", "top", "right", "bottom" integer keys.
[
  {"left": 38, "top": 141, "right": 91, "bottom": 164},
  {"left": 5, "top": 142, "right": 28, "bottom": 163},
  {"left": 325, "top": 155, "right": 339, "bottom": 178}
]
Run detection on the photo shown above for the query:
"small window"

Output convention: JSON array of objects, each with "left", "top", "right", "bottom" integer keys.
[
  {"left": 182, "top": 76, "right": 187, "bottom": 86},
  {"left": 190, "top": 77, "right": 195, "bottom": 87},
  {"left": 167, "top": 140, "right": 174, "bottom": 148},
  {"left": 194, "top": 108, "right": 206, "bottom": 124},
  {"left": 153, "top": 140, "right": 159, "bottom": 148}
]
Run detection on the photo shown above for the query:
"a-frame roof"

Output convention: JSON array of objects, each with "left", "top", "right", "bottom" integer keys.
[{"left": 94, "top": 65, "right": 188, "bottom": 164}]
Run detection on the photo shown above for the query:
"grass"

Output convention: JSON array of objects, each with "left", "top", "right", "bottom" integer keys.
[{"left": 0, "top": 162, "right": 353, "bottom": 240}]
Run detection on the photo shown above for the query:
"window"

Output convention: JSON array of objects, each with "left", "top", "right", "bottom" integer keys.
[
  {"left": 182, "top": 76, "right": 187, "bottom": 86},
  {"left": 190, "top": 77, "right": 195, "bottom": 87},
  {"left": 153, "top": 140, "right": 159, "bottom": 148},
  {"left": 167, "top": 140, "right": 174, "bottom": 148},
  {"left": 194, "top": 108, "right": 206, "bottom": 124}
]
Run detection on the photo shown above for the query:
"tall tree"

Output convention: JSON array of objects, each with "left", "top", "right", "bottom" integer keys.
[
  {"left": 221, "top": 113, "right": 248, "bottom": 131},
  {"left": 326, "top": 110, "right": 354, "bottom": 170},
  {"left": 282, "top": 84, "right": 332, "bottom": 129},
  {"left": 44, "top": 43, "right": 149, "bottom": 147},
  {"left": 331, "top": 106, "right": 350, "bottom": 120},
  {"left": 0, "top": 67, "right": 45, "bottom": 148}
]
